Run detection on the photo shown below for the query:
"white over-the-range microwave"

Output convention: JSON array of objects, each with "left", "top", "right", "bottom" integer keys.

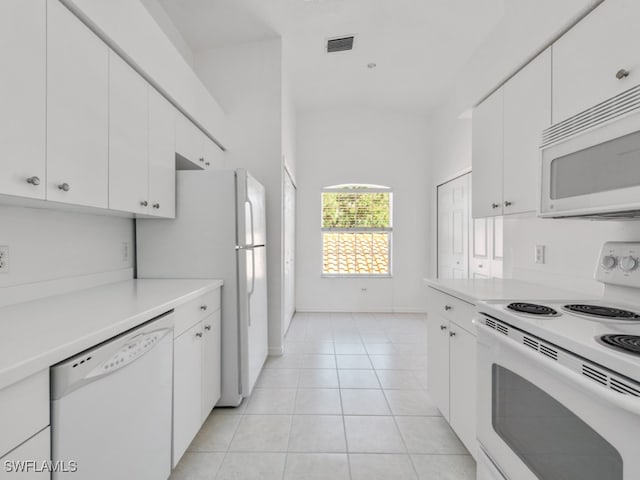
[{"left": 540, "top": 84, "right": 640, "bottom": 219}]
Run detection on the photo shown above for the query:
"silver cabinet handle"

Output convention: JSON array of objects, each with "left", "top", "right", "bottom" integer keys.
[
  {"left": 195, "top": 332, "right": 203, "bottom": 338},
  {"left": 449, "top": 331, "right": 456, "bottom": 337},
  {"left": 504, "top": 201, "right": 512, "bottom": 207},
  {"left": 204, "top": 325, "right": 212, "bottom": 331},
  {"left": 152, "top": 203, "right": 160, "bottom": 209},
  {"left": 491, "top": 203, "right": 500, "bottom": 209},
  {"left": 440, "top": 325, "right": 447, "bottom": 330},
  {"left": 205, "top": 161, "right": 210, "bottom": 166},
  {"left": 444, "top": 305, "right": 452, "bottom": 311},
  {"left": 58, "top": 183, "right": 70, "bottom": 192},
  {"left": 140, "top": 200, "right": 148, "bottom": 207},
  {"left": 200, "top": 305, "right": 208, "bottom": 311},
  {"left": 478, "top": 264, "right": 484, "bottom": 268},
  {"left": 616, "top": 68, "right": 630, "bottom": 80},
  {"left": 26, "top": 176, "right": 41, "bottom": 186},
  {"left": 199, "top": 157, "right": 204, "bottom": 163}
]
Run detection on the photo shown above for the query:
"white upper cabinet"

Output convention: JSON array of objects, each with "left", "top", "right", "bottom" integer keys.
[
  {"left": 473, "top": 48, "right": 551, "bottom": 218},
  {"left": 109, "top": 52, "right": 149, "bottom": 215},
  {"left": 0, "top": 0, "right": 46, "bottom": 200},
  {"left": 46, "top": 0, "right": 108, "bottom": 208},
  {"left": 148, "top": 89, "right": 176, "bottom": 218},
  {"left": 503, "top": 48, "right": 551, "bottom": 214},
  {"left": 472, "top": 88, "right": 503, "bottom": 218},
  {"left": 175, "top": 113, "right": 203, "bottom": 166},
  {"left": 553, "top": 0, "right": 640, "bottom": 123}
]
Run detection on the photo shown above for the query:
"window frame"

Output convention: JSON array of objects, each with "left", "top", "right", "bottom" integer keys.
[{"left": 320, "top": 185, "right": 393, "bottom": 278}]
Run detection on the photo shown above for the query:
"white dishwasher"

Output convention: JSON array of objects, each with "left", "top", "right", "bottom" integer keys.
[{"left": 51, "top": 311, "right": 174, "bottom": 480}]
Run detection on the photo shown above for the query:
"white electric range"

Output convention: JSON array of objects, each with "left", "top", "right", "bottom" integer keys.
[{"left": 474, "top": 242, "right": 640, "bottom": 480}]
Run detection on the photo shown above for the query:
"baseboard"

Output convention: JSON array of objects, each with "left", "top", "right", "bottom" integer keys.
[
  {"left": 269, "top": 346, "right": 284, "bottom": 356},
  {"left": 0, "top": 268, "right": 134, "bottom": 308}
]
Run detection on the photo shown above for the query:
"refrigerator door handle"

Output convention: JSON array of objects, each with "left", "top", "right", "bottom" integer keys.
[
  {"left": 246, "top": 198, "right": 255, "bottom": 246},
  {"left": 247, "top": 248, "right": 256, "bottom": 326}
]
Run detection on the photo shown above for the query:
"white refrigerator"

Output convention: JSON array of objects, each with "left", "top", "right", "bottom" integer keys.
[{"left": 136, "top": 169, "right": 269, "bottom": 406}]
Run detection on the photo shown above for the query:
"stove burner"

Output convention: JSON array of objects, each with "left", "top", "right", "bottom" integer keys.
[
  {"left": 599, "top": 334, "right": 640, "bottom": 355},
  {"left": 506, "top": 302, "right": 559, "bottom": 316},
  {"left": 564, "top": 304, "right": 640, "bottom": 320}
]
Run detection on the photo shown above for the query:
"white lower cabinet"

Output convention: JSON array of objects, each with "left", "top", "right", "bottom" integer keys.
[
  {"left": 449, "top": 324, "right": 477, "bottom": 458},
  {"left": 173, "top": 321, "right": 204, "bottom": 467},
  {"left": 201, "top": 310, "right": 221, "bottom": 423},
  {"left": 172, "top": 289, "right": 222, "bottom": 467},
  {"left": 0, "top": 428, "right": 51, "bottom": 479},
  {"left": 426, "top": 287, "right": 477, "bottom": 459},
  {"left": 426, "top": 314, "right": 450, "bottom": 420}
]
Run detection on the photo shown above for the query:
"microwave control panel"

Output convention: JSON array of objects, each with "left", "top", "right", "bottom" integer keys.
[{"left": 596, "top": 242, "right": 640, "bottom": 287}]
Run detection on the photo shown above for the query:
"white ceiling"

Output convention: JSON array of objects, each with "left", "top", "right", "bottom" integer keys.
[{"left": 154, "top": 0, "right": 505, "bottom": 112}]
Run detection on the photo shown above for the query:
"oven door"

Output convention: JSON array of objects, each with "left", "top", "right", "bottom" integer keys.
[
  {"left": 476, "top": 318, "right": 640, "bottom": 480},
  {"left": 540, "top": 110, "right": 640, "bottom": 218}
]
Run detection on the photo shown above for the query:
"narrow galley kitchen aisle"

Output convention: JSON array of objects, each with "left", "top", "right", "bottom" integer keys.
[{"left": 169, "top": 312, "right": 475, "bottom": 480}]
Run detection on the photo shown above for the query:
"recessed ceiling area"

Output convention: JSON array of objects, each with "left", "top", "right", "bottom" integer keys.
[{"left": 151, "top": 0, "right": 506, "bottom": 112}]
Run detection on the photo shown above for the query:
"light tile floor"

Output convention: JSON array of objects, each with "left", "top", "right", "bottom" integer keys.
[{"left": 170, "top": 312, "right": 476, "bottom": 480}]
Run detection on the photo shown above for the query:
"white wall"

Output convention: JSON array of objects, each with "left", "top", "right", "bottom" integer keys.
[
  {"left": 296, "top": 107, "right": 430, "bottom": 312},
  {"left": 194, "top": 38, "right": 286, "bottom": 353},
  {"left": 504, "top": 214, "right": 640, "bottom": 296},
  {"left": 427, "top": 96, "right": 473, "bottom": 278},
  {"left": 140, "top": 0, "right": 195, "bottom": 68},
  {"left": 0, "top": 205, "right": 134, "bottom": 306}
]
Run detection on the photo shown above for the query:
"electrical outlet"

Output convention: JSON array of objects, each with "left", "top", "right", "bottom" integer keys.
[
  {"left": 121, "top": 242, "right": 130, "bottom": 262},
  {"left": 0, "top": 246, "right": 9, "bottom": 273},
  {"left": 535, "top": 245, "right": 546, "bottom": 264}
]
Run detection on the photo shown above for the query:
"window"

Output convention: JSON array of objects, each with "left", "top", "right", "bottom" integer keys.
[{"left": 321, "top": 184, "right": 392, "bottom": 276}]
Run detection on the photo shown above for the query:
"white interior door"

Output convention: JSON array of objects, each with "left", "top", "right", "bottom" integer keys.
[
  {"left": 283, "top": 170, "right": 296, "bottom": 334},
  {"left": 437, "top": 173, "right": 470, "bottom": 279}
]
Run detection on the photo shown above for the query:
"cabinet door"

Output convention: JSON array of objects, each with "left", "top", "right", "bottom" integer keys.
[
  {"left": 108, "top": 52, "right": 149, "bottom": 214},
  {"left": 173, "top": 322, "right": 203, "bottom": 467},
  {"left": 426, "top": 314, "right": 450, "bottom": 420},
  {"left": 449, "top": 323, "right": 477, "bottom": 459},
  {"left": 148, "top": 89, "right": 176, "bottom": 218},
  {"left": 203, "top": 136, "right": 225, "bottom": 170},
  {"left": 472, "top": 89, "right": 503, "bottom": 218},
  {"left": 201, "top": 311, "right": 221, "bottom": 422},
  {"left": 175, "top": 113, "right": 203, "bottom": 166},
  {"left": 0, "top": 0, "right": 46, "bottom": 200},
  {"left": 553, "top": 0, "right": 640, "bottom": 123},
  {"left": 503, "top": 48, "right": 551, "bottom": 215},
  {"left": 46, "top": 0, "right": 108, "bottom": 208},
  {"left": 0, "top": 428, "right": 50, "bottom": 479}
]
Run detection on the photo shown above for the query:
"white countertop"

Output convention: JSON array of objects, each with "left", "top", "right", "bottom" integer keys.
[
  {"left": 0, "top": 279, "right": 223, "bottom": 391},
  {"left": 423, "top": 278, "right": 591, "bottom": 305}
]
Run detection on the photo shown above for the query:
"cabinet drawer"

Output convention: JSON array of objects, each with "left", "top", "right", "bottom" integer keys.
[
  {"left": 0, "top": 371, "right": 49, "bottom": 458},
  {"left": 174, "top": 289, "right": 220, "bottom": 338},
  {"left": 426, "top": 287, "right": 476, "bottom": 333},
  {"left": 0, "top": 427, "right": 50, "bottom": 479}
]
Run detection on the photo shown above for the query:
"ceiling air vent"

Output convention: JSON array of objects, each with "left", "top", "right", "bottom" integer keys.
[{"left": 327, "top": 36, "right": 354, "bottom": 53}]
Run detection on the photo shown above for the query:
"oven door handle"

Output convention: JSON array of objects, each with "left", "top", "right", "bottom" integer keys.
[{"left": 474, "top": 318, "right": 640, "bottom": 417}]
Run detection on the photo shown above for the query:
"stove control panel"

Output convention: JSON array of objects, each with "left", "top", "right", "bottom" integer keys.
[{"left": 596, "top": 242, "right": 640, "bottom": 287}]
